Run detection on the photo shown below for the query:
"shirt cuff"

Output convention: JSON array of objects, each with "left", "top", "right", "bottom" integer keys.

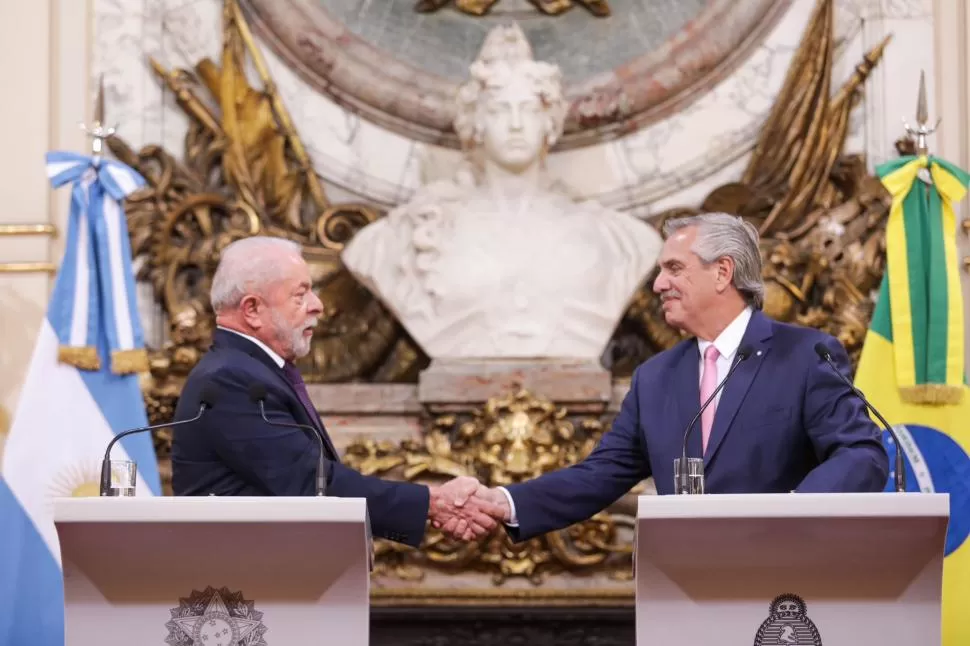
[{"left": 498, "top": 486, "right": 519, "bottom": 527}]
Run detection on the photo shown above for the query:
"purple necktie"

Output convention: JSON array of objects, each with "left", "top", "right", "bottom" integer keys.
[{"left": 281, "top": 362, "right": 321, "bottom": 428}]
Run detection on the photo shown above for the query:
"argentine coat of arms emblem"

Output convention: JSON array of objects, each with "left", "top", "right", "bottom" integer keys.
[{"left": 753, "top": 593, "right": 822, "bottom": 646}]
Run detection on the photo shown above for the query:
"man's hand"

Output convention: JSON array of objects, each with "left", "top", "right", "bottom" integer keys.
[{"left": 428, "top": 477, "right": 508, "bottom": 541}]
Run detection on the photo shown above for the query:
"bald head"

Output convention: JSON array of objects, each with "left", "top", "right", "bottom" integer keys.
[{"left": 210, "top": 236, "right": 323, "bottom": 361}]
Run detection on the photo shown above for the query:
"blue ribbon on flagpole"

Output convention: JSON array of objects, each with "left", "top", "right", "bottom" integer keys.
[{"left": 45, "top": 151, "right": 149, "bottom": 373}]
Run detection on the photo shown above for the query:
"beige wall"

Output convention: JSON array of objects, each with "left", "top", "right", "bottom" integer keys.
[{"left": 0, "top": 0, "right": 92, "bottom": 458}]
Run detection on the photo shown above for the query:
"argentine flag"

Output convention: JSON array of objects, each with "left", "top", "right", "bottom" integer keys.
[{"left": 0, "top": 151, "right": 162, "bottom": 644}]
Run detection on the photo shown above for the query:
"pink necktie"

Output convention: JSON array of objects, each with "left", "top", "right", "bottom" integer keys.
[{"left": 700, "top": 345, "right": 720, "bottom": 453}]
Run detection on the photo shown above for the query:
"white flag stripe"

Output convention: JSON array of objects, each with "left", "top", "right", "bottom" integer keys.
[
  {"left": 105, "top": 163, "right": 140, "bottom": 196},
  {"left": 46, "top": 160, "right": 80, "bottom": 178},
  {"left": 69, "top": 205, "right": 91, "bottom": 348},
  {"left": 101, "top": 196, "right": 134, "bottom": 350},
  {"left": 2, "top": 320, "right": 151, "bottom": 563}
]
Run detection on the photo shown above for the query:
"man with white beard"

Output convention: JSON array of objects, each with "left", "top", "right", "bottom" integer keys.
[{"left": 171, "top": 236, "right": 500, "bottom": 547}]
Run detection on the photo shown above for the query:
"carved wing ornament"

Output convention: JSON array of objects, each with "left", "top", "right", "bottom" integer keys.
[
  {"left": 109, "top": 0, "right": 428, "bottom": 411},
  {"left": 615, "top": 0, "right": 893, "bottom": 374}
]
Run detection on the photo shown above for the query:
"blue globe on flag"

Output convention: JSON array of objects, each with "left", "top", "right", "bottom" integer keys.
[{"left": 883, "top": 425, "right": 970, "bottom": 556}]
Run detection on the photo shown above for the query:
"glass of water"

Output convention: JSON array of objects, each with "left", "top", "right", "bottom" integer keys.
[
  {"left": 108, "top": 460, "right": 137, "bottom": 497},
  {"left": 673, "top": 457, "right": 705, "bottom": 494}
]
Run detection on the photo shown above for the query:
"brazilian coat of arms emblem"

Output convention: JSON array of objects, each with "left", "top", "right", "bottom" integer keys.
[
  {"left": 165, "top": 586, "right": 267, "bottom": 646},
  {"left": 753, "top": 593, "right": 822, "bottom": 646}
]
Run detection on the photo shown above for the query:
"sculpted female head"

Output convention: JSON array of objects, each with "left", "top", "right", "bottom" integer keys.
[{"left": 453, "top": 24, "right": 568, "bottom": 173}]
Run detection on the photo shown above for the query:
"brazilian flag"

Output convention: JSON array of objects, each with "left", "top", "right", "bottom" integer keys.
[{"left": 854, "top": 154, "right": 970, "bottom": 645}]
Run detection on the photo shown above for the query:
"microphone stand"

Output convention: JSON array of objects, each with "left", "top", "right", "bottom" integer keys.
[
  {"left": 252, "top": 394, "right": 328, "bottom": 496},
  {"left": 814, "top": 344, "right": 906, "bottom": 493},
  {"left": 99, "top": 401, "right": 209, "bottom": 496},
  {"left": 678, "top": 347, "right": 752, "bottom": 494}
]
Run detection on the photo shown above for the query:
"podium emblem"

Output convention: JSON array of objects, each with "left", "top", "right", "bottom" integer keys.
[
  {"left": 753, "top": 594, "right": 822, "bottom": 646},
  {"left": 165, "top": 586, "right": 267, "bottom": 646}
]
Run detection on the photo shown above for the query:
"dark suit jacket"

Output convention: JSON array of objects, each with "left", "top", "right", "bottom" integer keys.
[
  {"left": 504, "top": 310, "right": 890, "bottom": 542},
  {"left": 171, "top": 329, "right": 429, "bottom": 547}
]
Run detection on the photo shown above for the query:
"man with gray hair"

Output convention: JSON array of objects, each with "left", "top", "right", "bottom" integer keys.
[
  {"left": 171, "top": 236, "right": 503, "bottom": 547},
  {"left": 455, "top": 213, "right": 889, "bottom": 541}
]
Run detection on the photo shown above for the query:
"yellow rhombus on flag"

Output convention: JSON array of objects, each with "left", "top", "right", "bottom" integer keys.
[{"left": 854, "top": 153, "right": 970, "bottom": 645}]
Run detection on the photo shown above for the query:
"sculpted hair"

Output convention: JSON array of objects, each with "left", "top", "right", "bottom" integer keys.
[
  {"left": 454, "top": 25, "right": 567, "bottom": 150},
  {"left": 662, "top": 213, "right": 765, "bottom": 309},
  {"left": 210, "top": 236, "right": 303, "bottom": 313}
]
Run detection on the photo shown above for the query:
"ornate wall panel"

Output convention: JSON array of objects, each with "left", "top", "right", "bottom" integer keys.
[
  {"left": 94, "top": 0, "right": 936, "bottom": 221},
  {"left": 88, "top": 0, "right": 949, "bottom": 633}
]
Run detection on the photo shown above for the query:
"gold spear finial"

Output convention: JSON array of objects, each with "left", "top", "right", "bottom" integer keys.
[
  {"left": 903, "top": 69, "right": 940, "bottom": 156},
  {"left": 80, "top": 74, "right": 116, "bottom": 161}
]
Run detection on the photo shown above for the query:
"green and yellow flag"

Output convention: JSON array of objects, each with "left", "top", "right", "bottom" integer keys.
[{"left": 854, "top": 154, "right": 970, "bottom": 645}]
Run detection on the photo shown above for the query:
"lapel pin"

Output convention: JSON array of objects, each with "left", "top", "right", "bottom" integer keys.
[{"left": 756, "top": 350, "right": 763, "bottom": 357}]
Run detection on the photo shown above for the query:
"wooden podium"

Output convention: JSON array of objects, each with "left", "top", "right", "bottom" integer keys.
[
  {"left": 53, "top": 497, "right": 371, "bottom": 646},
  {"left": 635, "top": 493, "right": 949, "bottom": 645}
]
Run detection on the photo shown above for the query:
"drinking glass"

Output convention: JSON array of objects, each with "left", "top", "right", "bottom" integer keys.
[
  {"left": 108, "top": 460, "right": 137, "bottom": 497},
  {"left": 673, "top": 457, "right": 705, "bottom": 494}
]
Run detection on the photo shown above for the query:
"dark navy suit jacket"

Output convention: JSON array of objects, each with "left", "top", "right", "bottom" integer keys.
[
  {"left": 171, "top": 329, "right": 429, "bottom": 547},
  {"left": 504, "top": 310, "right": 890, "bottom": 542}
]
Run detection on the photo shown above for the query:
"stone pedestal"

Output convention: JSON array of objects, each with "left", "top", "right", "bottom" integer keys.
[
  {"left": 306, "top": 361, "right": 630, "bottom": 450},
  {"left": 417, "top": 358, "right": 613, "bottom": 411}
]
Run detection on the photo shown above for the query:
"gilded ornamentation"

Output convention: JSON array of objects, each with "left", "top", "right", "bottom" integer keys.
[
  {"left": 414, "top": 0, "right": 610, "bottom": 17},
  {"left": 107, "top": 0, "right": 427, "bottom": 408},
  {"left": 118, "top": 0, "right": 893, "bottom": 403},
  {"left": 111, "top": 0, "right": 896, "bottom": 593},
  {"left": 343, "top": 389, "right": 635, "bottom": 585}
]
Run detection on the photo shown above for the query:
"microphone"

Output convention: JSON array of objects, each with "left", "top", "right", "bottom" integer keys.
[
  {"left": 248, "top": 383, "right": 328, "bottom": 496},
  {"left": 813, "top": 342, "right": 906, "bottom": 493},
  {"left": 99, "top": 384, "right": 218, "bottom": 496},
  {"left": 678, "top": 344, "right": 755, "bottom": 494}
]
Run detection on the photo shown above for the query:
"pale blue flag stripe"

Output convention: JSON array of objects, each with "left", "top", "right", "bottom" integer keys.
[
  {"left": 45, "top": 150, "right": 148, "bottom": 365},
  {"left": 0, "top": 151, "right": 162, "bottom": 645}
]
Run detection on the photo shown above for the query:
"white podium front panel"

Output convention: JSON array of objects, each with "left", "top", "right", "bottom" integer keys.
[
  {"left": 54, "top": 497, "right": 371, "bottom": 646},
  {"left": 635, "top": 493, "right": 949, "bottom": 645}
]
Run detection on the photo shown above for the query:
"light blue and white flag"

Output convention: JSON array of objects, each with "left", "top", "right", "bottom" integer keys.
[{"left": 0, "top": 151, "right": 162, "bottom": 645}]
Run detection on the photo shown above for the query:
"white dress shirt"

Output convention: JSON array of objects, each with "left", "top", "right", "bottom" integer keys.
[
  {"left": 498, "top": 306, "right": 755, "bottom": 527},
  {"left": 218, "top": 326, "right": 285, "bottom": 368},
  {"left": 696, "top": 306, "right": 753, "bottom": 409}
]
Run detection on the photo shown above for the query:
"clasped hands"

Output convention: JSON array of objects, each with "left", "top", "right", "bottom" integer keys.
[{"left": 427, "top": 476, "right": 510, "bottom": 541}]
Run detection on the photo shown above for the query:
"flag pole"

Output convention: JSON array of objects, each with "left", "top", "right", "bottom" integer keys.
[{"left": 79, "top": 75, "right": 116, "bottom": 163}]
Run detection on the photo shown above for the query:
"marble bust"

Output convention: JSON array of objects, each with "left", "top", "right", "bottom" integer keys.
[{"left": 342, "top": 24, "right": 662, "bottom": 360}]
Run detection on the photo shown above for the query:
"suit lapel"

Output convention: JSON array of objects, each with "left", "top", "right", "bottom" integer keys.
[
  {"left": 673, "top": 342, "right": 704, "bottom": 460},
  {"left": 214, "top": 329, "right": 338, "bottom": 459},
  {"left": 703, "top": 311, "right": 774, "bottom": 467}
]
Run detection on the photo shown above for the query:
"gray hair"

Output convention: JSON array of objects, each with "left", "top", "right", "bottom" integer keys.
[
  {"left": 662, "top": 213, "right": 765, "bottom": 309},
  {"left": 210, "top": 236, "right": 303, "bottom": 313}
]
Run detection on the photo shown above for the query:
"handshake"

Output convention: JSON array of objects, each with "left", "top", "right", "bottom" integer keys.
[{"left": 427, "top": 476, "right": 512, "bottom": 541}]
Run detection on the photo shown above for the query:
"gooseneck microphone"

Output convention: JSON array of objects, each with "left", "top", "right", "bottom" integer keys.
[
  {"left": 248, "top": 384, "right": 328, "bottom": 496},
  {"left": 99, "top": 384, "right": 219, "bottom": 496},
  {"left": 813, "top": 342, "right": 906, "bottom": 493},
  {"left": 678, "top": 344, "right": 755, "bottom": 494}
]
